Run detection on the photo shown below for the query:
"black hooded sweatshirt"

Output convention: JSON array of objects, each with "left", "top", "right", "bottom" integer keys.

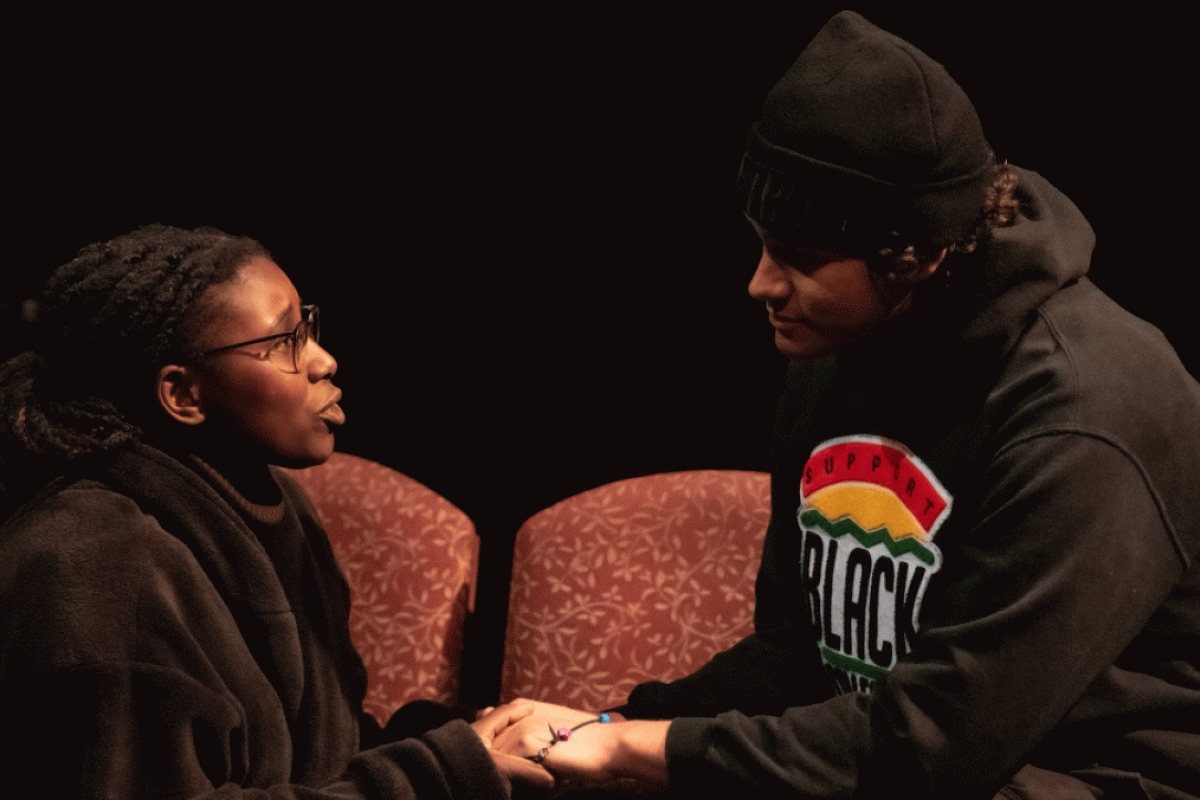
[{"left": 620, "top": 169, "right": 1200, "bottom": 799}]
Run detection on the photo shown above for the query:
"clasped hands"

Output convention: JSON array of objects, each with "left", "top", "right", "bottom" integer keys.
[{"left": 472, "top": 699, "right": 670, "bottom": 795}]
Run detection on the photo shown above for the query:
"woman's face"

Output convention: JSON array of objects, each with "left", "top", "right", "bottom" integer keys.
[{"left": 191, "top": 257, "right": 344, "bottom": 467}]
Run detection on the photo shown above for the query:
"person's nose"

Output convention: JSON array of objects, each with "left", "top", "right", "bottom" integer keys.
[
  {"left": 305, "top": 340, "right": 338, "bottom": 381},
  {"left": 748, "top": 249, "right": 792, "bottom": 305}
]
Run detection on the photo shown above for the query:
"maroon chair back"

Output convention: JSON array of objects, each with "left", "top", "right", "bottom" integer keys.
[
  {"left": 500, "top": 470, "right": 770, "bottom": 709},
  {"left": 287, "top": 452, "right": 478, "bottom": 723}
]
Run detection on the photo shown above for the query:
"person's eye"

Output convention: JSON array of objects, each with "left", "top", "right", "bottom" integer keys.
[
  {"left": 268, "top": 336, "right": 292, "bottom": 353},
  {"left": 768, "top": 241, "right": 846, "bottom": 273},
  {"left": 772, "top": 247, "right": 822, "bottom": 270}
]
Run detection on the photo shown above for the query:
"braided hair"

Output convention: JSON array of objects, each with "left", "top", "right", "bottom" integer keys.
[{"left": 0, "top": 224, "right": 270, "bottom": 490}]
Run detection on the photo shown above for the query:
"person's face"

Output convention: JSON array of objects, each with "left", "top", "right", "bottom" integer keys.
[
  {"left": 192, "top": 256, "right": 344, "bottom": 467},
  {"left": 747, "top": 218, "right": 910, "bottom": 361}
]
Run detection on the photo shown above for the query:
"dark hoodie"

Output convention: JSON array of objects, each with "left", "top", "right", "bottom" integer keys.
[
  {"left": 621, "top": 169, "right": 1200, "bottom": 799},
  {"left": 0, "top": 440, "right": 508, "bottom": 799}
]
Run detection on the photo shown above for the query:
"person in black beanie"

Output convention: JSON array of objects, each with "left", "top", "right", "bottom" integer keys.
[{"left": 494, "top": 11, "right": 1200, "bottom": 799}]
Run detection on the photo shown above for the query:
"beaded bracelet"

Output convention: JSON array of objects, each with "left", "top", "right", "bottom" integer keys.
[{"left": 525, "top": 713, "right": 611, "bottom": 763}]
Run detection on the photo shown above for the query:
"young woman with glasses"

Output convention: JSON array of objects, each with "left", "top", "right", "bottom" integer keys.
[{"left": 0, "top": 224, "right": 547, "bottom": 799}]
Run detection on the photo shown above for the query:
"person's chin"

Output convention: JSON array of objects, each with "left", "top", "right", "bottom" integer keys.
[
  {"left": 305, "top": 437, "right": 337, "bottom": 467},
  {"left": 272, "top": 438, "right": 335, "bottom": 469},
  {"left": 774, "top": 331, "right": 828, "bottom": 361}
]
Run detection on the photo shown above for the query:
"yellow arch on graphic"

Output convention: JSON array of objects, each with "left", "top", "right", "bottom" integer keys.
[{"left": 806, "top": 483, "right": 927, "bottom": 542}]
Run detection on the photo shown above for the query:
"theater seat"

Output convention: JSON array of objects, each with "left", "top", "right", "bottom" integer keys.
[
  {"left": 286, "top": 453, "right": 478, "bottom": 723},
  {"left": 500, "top": 470, "right": 770, "bottom": 709}
]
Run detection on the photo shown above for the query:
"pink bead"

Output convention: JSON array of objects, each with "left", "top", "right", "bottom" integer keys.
[{"left": 556, "top": 727, "right": 572, "bottom": 741}]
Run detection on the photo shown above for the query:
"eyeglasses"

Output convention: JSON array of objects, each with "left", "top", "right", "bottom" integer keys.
[{"left": 197, "top": 304, "right": 320, "bottom": 373}]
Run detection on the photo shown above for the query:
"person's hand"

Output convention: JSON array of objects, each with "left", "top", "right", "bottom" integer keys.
[
  {"left": 546, "top": 719, "right": 671, "bottom": 791},
  {"left": 471, "top": 701, "right": 555, "bottom": 793},
  {"left": 494, "top": 713, "right": 618, "bottom": 784},
  {"left": 519, "top": 700, "right": 599, "bottom": 726},
  {"left": 493, "top": 709, "right": 670, "bottom": 792},
  {"left": 490, "top": 699, "right": 597, "bottom": 754}
]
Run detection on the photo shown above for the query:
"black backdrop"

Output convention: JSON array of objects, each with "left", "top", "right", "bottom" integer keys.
[{"left": 6, "top": 5, "right": 1190, "bottom": 705}]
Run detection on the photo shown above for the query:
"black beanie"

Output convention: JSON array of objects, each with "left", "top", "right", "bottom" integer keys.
[{"left": 737, "top": 11, "right": 994, "bottom": 248}]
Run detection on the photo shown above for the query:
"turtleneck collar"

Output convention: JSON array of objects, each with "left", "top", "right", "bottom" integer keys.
[{"left": 187, "top": 452, "right": 285, "bottom": 526}]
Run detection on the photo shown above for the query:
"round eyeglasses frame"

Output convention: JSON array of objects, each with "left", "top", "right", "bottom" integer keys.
[{"left": 196, "top": 304, "right": 320, "bottom": 374}]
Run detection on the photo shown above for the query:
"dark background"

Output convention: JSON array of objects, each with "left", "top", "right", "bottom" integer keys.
[{"left": 5, "top": 5, "right": 1190, "bottom": 704}]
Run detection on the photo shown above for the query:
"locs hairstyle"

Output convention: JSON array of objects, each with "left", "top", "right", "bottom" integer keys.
[{"left": 0, "top": 224, "right": 270, "bottom": 480}]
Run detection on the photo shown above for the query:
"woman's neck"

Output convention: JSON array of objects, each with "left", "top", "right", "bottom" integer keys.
[
  {"left": 141, "top": 426, "right": 284, "bottom": 524},
  {"left": 188, "top": 451, "right": 285, "bottom": 525}
]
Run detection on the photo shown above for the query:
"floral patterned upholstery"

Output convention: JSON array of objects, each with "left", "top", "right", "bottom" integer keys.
[
  {"left": 500, "top": 470, "right": 771, "bottom": 710},
  {"left": 285, "top": 453, "right": 478, "bottom": 723}
]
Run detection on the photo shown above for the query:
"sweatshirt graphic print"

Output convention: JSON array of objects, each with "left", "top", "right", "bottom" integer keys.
[{"left": 798, "top": 435, "right": 951, "bottom": 694}]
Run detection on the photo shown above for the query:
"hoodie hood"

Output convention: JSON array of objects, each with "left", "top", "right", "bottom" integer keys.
[
  {"left": 955, "top": 167, "right": 1095, "bottom": 358},
  {"left": 831, "top": 166, "right": 1095, "bottom": 417}
]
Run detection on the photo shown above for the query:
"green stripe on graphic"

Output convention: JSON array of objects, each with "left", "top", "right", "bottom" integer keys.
[
  {"left": 821, "top": 647, "right": 887, "bottom": 681},
  {"left": 800, "top": 508, "right": 936, "bottom": 566}
]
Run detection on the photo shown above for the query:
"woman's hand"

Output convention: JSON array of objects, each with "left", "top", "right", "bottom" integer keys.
[
  {"left": 470, "top": 701, "right": 555, "bottom": 793},
  {"left": 494, "top": 710, "right": 672, "bottom": 791},
  {"left": 489, "top": 701, "right": 590, "bottom": 758}
]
